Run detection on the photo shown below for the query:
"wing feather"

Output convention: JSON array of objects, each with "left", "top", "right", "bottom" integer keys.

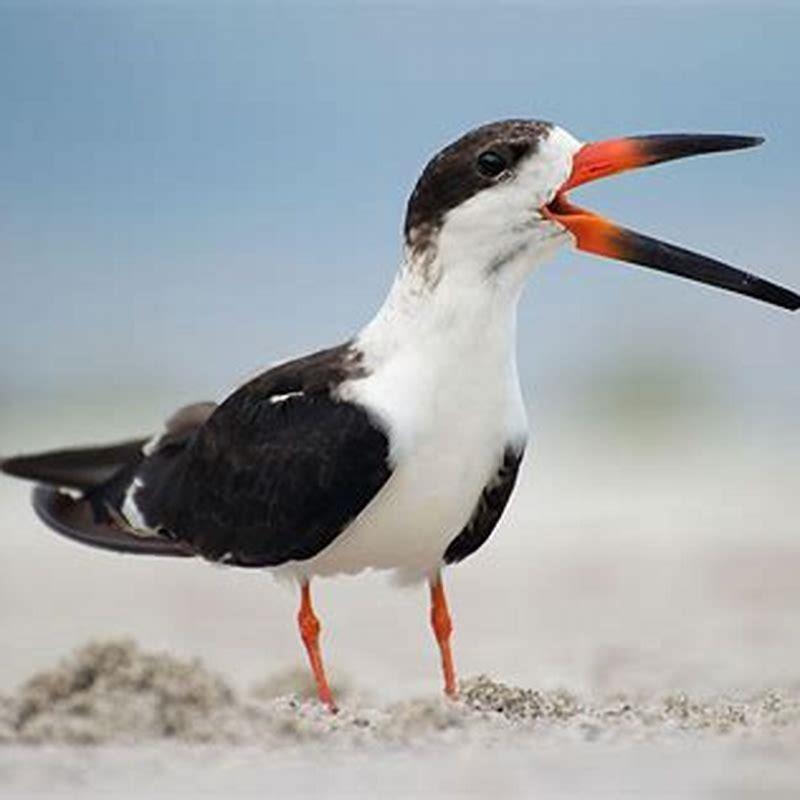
[{"left": 134, "top": 347, "right": 392, "bottom": 567}]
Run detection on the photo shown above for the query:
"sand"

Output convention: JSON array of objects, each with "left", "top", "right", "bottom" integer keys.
[
  {"left": 3, "top": 639, "right": 800, "bottom": 749},
  {"left": 1, "top": 413, "right": 799, "bottom": 798},
  {"left": 2, "top": 638, "right": 799, "bottom": 799}
]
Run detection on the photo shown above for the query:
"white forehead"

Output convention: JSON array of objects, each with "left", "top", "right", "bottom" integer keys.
[{"left": 516, "top": 124, "right": 584, "bottom": 207}]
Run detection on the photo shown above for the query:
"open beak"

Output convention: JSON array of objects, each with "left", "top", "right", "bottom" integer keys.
[{"left": 542, "top": 134, "right": 799, "bottom": 311}]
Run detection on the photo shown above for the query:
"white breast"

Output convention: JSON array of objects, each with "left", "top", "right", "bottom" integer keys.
[{"left": 281, "top": 268, "right": 529, "bottom": 584}]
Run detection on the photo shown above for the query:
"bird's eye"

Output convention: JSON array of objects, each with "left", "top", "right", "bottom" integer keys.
[{"left": 476, "top": 150, "right": 508, "bottom": 178}]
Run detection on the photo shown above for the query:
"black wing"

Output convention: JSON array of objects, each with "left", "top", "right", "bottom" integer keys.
[
  {"left": 31, "top": 485, "right": 194, "bottom": 557},
  {"left": 134, "top": 344, "right": 393, "bottom": 567},
  {"left": 443, "top": 445, "right": 524, "bottom": 564}
]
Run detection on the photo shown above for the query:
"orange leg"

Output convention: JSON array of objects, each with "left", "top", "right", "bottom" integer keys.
[
  {"left": 297, "top": 581, "right": 338, "bottom": 713},
  {"left": 429, "top": 573, "right": 458, "bottom": 699}
]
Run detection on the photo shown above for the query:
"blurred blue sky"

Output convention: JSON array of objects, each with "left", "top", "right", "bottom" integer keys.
[{"left": 1, "top": 1, "right": 798, "bottom": 423}]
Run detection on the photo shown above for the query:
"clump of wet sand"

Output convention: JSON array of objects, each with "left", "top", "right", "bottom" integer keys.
[{"left": 1, "top": 639, "right": 799, "bottom": 748}]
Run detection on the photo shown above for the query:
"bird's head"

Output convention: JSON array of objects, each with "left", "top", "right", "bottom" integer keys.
[{"left": 404, "top": 119, "right": 799, "bottom": 310}]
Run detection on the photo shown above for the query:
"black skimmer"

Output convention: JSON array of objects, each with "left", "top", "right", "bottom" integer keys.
[{"left": 3, "top": 120, "right": 798, "bottom": 712}]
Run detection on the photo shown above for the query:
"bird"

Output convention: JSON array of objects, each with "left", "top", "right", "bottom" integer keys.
[{"left": 2, "top": 119, "right": 798, "bottom": 712}]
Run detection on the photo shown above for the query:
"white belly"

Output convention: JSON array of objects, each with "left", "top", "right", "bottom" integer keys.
[{"left": 280, "top": 316, "right": 528, "bottom": 584}]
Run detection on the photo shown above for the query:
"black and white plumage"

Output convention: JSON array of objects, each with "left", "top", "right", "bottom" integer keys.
[
  {"left": 131, "top": 345, "right": 392, "bottom": 568},
  {"left": 3, "top": 118, "right": 797, "bottom": 708},
  {"left": 7, "top": 121, "right": 564, "bottom": 583},
  {"left": 14, "top": 329, "right": 525, "bottom": 581},
  {"left": 443, "top": 446, "right": 524, "bottom": 565}
]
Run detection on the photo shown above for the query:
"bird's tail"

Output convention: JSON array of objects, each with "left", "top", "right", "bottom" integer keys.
[
  {"left": 1, "top": 437, "right": 194, "bottom": 558},
  {"left": 1, "top": 439, "right": 148, "bottom": 491}
]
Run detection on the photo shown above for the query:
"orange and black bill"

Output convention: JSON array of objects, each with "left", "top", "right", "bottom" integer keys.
[{"left": 544, "top": 134, "right": 800, "bottom": 311}]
